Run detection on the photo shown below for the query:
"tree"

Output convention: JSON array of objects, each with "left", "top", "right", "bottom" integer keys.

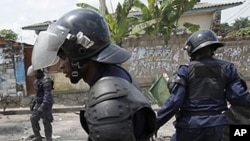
[
  {"left": 129, "top": 0, "right": 200, "bottom": 43},
  {"left": 233, "top": 17, "right": 250, "bottom": 30},
  {"left": 99, "top": 0, "right": 106, "bottom": 15},
  {"left": 218, "top": 23, "right": 233, "bottom": 37},
  {"left": 0, "top": 29, "right": 18, "bottom": 41},
  {"left": 77, "top": 0, "right": 200, "bottom": 45},
  {"left": 219, "top": 17, "right": 250, "bottom": 38},
  {"left": 77, "top": 0, "right": 138, "bottom": 45}
]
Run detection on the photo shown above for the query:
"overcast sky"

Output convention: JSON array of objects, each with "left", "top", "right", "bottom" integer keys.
[{"left": 0, "top": 0, "right": 248, "bottom": 45}]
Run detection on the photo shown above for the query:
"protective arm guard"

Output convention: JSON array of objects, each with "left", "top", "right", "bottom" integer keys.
[
  {"left": 232, "top": 72, "right": 248, "bottom": 90},
  {"left": 82, "top": 76, "right": 156, "bottom": 141},
  {"left": 167, "top": 74, "right": 186, "bottom": 93}
]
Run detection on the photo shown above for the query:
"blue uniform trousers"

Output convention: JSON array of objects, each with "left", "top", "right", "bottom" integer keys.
[{"left": 170, "top": 125, "right": 224, "bottom": 141}]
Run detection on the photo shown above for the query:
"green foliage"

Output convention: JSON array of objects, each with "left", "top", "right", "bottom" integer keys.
[
  {"left": 76, "top": 3, "right": 99, "bottom": 11},
  {"left": 77, "top": 0, "right": 199, "bottom": 45},
  {"left": 77, "top": 0, "right": 136, "bottom": 45},
  {"left": 183, "top": 22, "right": 200, "bottom": 33},
  {"left": 233, "top": 17, "right": 250, "bottom": 30},
  {"left": 226, "top": 27, "right": 250, "bottom": 38},
  {"left": 0, "top": 29, "right": 18, "bottom": 41},
  {"left": 219, "top": 17, "right": 250, "bottom": 38},
  {"left": 107, "top": 0, "right": 136, "bottom": 45},
  {"left": 218, "top": 23, "right": 233, "bottom": 37},
  {"left": 239, "top": 26, "right": 250, "bottom": 37},
  {"left": 131, "top": 0, "right": 199, "bottom": 44}
]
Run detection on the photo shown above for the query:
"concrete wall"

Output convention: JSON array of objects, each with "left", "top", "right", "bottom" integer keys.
[
  {"left": 122, "top": 35, "right": 250, "bottom": 86},
  {"left": 0, "top": 43, "right": 17, "bottom": 97},
  {"left": 0, "top": 40, "right": 25, "bottom": 109},
  {"left": 30, "top": 35, "right": 250, "bottom": 107},
  {"left": 2, "top": 35, "right": 250, "bottom": 109},
  {"left": 46, "top": 35, "right": 250, "bottom": 92}
]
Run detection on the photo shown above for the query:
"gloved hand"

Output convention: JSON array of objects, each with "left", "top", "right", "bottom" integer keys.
[
  {"left": 29, "top": 96, "right": 35, "bottom": 111},
  {"left": 30, "top": 102, "right": 35, "bottom": 111},
  {"left": 37, "top": 106, "right": 44, "bottom": 115}
]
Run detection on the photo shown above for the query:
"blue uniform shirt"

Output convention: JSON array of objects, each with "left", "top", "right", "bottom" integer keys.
[
  {"left": 34, "top": 77, "right": 54, "bottom": 109},
  {"left": 157, "top": 63, "right": 250, "bottom": 129}
]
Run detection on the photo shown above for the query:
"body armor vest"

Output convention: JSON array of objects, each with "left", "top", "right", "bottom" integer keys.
[
  {"left": 84, "top": 76, "right": 156, "bottom": 141},
  {"left": 187, "top": 57, "right": 230, "bottom": 100},
  {"left": 34, "top": 76, "right": 53, "bottom": 103}
]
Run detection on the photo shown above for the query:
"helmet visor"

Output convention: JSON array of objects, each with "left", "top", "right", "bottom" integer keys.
[{"left": 32, "top": 24, "right": 70, "bottom": 70}]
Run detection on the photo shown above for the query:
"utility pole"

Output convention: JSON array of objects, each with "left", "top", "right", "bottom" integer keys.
[{"left": 99, "top": 0, "right": 106, "bottom": 16}]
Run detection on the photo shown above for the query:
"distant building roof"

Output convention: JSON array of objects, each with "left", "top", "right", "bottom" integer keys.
[
  {"left": 21, "top": 1, "right": 244, "bottom": 31},
  {"left": 184, "top": 1, "right": 243, "bottom": 15}
]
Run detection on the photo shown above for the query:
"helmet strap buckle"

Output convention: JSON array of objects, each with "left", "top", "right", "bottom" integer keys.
[
  {"left": 71, "top": 71, "right": 78, "bottom": 77},
  {"left": 76, "top": 32, "right": 94, "bottom": 49},
  {"left": 66, "top": 32, "right": 94, "bottom": 49},
  {"left": 71, "top": 61, "right": 81, "bottom": 77}
]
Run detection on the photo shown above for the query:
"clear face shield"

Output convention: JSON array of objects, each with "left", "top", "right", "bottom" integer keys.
[{"left": 31, "top": 23, "right": 70, "bottom": 70}]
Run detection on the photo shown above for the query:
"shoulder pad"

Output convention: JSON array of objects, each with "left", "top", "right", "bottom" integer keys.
[
  {"left": 167, "top": 74, "right": 186, "bottom": 93},
  {"left": 42, "top": 76, "right": 53, "bottom": 90},
  {"left": 88, "top": 77, "right": 129, "bottom": 107},
  {"left": 234, "top": 73, "right": 248, "bottom": 90}
]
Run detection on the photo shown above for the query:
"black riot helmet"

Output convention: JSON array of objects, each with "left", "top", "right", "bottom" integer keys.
[
  {"left": 32, "top": 8, "right": 131, "bottom": 70},
  {"left": 184, "top": 30, "right": 225, "bottom": 57}
]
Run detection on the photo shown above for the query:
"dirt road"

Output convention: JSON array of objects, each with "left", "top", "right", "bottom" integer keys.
[
  {"left": 0, "top": 107, "right": 175, "bottom": 141},
  {"left": 0, "top": 112, "right": 89, "bottom": 141}
]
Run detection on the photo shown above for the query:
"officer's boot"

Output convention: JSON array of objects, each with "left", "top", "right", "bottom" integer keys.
[
  {"left": 44, "top": 120, "right": 53, "bottom": 141},
  {"left": 31, "top": 117, "right": 42, "bottom": 141}
]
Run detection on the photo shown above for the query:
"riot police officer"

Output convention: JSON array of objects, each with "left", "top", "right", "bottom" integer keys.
[
  {"left": 27, "top": 66, "right": 54, "bottom": 141},
  {"left": 155, "top": 29, "right": 250, "bottom": 141},
  {"left": 31, "top": 8, "right": 156, "bottom": 141}
]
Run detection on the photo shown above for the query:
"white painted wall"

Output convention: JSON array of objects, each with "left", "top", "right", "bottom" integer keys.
[{"left": 178, "top": 12, "right": 214, "bottom": 32}]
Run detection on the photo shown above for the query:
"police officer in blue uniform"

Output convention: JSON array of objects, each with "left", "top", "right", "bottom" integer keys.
[
  {"left": 155, "top": 29, "right": 250, "bottom": 141},
  {"left": 27, "top": 66, "right": 54, "bottom": 141},
  {"left": 30, "top": 8, "right": 156, "bottom": 141}
]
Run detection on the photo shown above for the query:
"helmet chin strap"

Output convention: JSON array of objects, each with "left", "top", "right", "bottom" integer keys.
[
  {"left": 71, "top": 61, "right": 81, "bottom": 77},
  {"left": 70, "top": 60, "right": 89, "bottom": 84}
]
